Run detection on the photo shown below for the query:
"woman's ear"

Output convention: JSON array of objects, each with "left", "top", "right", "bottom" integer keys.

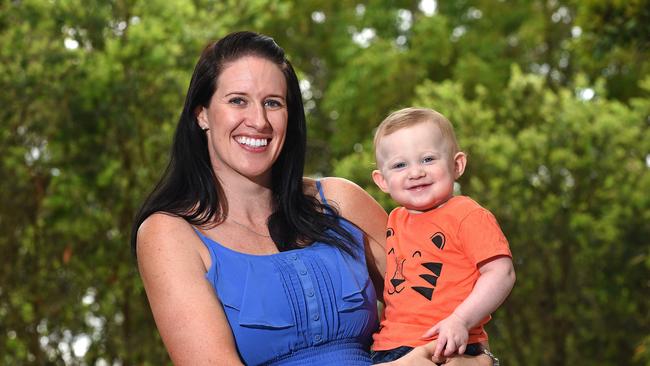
[
  {"left": 196, "top": 107, "right": 210, "bottom": 131},
  {"left": 372, "top": 169, "right": 390, "bottom": 193},
  {"left": 453, "top": 152, "right": 467, "bottom": 179}
]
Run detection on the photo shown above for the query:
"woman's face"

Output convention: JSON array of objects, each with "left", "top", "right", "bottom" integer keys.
[{"left": 197, "top": 56, "right": 288, "bottom": 184}]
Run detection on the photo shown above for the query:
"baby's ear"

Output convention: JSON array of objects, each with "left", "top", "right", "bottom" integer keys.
[
  {"left": 453, "top": 152, "right": 467, "bottom": 179},
  {"left": 372, "top": 169, "right": 390, "bottom": 193}
]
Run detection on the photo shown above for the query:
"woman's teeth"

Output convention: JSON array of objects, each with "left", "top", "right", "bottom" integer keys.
[{"left": 236, "top": 136, "right": 268, "bottom": 147}]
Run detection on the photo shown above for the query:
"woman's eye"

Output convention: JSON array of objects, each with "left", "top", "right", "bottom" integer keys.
[
  {"left": 264, "top": 99, "right": 283, "bottom": 108},
  {"left": 229, "top": 97, "right": 246, "bottom": 105}
]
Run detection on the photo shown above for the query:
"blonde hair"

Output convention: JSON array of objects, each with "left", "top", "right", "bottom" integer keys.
[{"left": 374, "top": 107, "right": 461, "bottom": 157}]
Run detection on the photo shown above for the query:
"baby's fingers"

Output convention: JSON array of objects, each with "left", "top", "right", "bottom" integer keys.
[
  {"left": 443, "top": 338, "right": 458, "bottom": 357},
  {"left": 433, "top": 335, "right": 447, "bottom": 358}
]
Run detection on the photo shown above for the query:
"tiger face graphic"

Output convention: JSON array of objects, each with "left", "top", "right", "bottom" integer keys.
[{"left": 386, "top": 228, "right": 446, "bottom": 301}]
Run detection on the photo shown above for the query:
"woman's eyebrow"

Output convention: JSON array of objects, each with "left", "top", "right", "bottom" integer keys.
[
  {"left": 265, "top": 93, "right": 286, "bottom": 100},
  {"left": 223, "top": 91, "right": 247, "bottom": 96}
]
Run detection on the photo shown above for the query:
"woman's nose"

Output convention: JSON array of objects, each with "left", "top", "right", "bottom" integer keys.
[{"left": 244, "top": 103, "right": 270, "bottom": 130}]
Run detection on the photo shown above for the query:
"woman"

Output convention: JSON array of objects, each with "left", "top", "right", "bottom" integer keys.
[{"left": 131, "top": 31, "right": 493, "bottom": 365}]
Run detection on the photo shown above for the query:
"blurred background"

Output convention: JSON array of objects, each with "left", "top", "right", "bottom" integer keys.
[{"left": 1, "top": 0, "right": 648, "bottom": 364}]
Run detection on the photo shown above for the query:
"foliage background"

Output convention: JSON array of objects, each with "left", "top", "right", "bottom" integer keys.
[{"left": 1, "top": 0, "right": 648, "bottom": 365}]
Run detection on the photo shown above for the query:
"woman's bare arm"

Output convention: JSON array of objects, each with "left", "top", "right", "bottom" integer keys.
[{"left": 136, "top": 213, "right": 243, "bottom": 365}]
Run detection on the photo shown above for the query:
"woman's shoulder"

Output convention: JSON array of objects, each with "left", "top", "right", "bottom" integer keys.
[
  {"left": 136, "top": 212, "right": 200, "bottom": 258},
  {"left": 304, "top": 176, "right": 387, "bottom": 226},
  {"left": 304, "top": 176, "right": 367, "bottom": 206},
  {"left": 138, "top": 212, "right": 190, "bottom": 238}
]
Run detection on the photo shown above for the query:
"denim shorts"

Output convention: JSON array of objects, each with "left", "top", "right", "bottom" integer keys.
[{"left": 370, "top": 343, "right": 484, "bottom": 364}]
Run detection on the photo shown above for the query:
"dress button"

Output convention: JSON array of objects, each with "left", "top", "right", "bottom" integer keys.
[
  {"left": 312, "top": 314, "right": 320, "bottom": 321},
  {"left": 300, "top": 269, "right": 307, "bottom": 275},
  {"left": 314, "top": 334, "right": 321, "bottom": 342},
  {"left": 289, "top": 254, "right": 297, "bottom": 260},
  {"left": 307, "top": 290, "right": 315, "bottom": 297}
]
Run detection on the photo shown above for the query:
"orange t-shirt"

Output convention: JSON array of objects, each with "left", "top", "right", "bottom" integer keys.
[{"left": 372, "top": 196, "right": 512, "bottom": 351}]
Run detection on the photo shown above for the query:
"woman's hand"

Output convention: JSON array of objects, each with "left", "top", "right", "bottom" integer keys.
[
  {"left": 443, "top": 353, "right": 493, "bottom": 366},
  {"left": 377, "top": 341, "right": 446, "bottom": 365},
  {"left": 386, "top": 340, "right": 495, "bottom": 366}
]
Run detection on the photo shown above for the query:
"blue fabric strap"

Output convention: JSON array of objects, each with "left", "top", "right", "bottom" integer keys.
[{"left": 315, "top": 180, "right": 330, "bottom": 207}]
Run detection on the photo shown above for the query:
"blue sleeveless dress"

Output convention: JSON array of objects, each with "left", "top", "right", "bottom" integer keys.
[{"left": 195, "top": 182, "right": 378, "bottom": 365}]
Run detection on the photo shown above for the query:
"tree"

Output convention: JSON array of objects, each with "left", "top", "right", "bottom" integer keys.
[
  {"left": 1, "top": 0, "right": 647, "bottom": 364},
  {"left": 1, "top": 0, "right": 218, "bottom": 363}
]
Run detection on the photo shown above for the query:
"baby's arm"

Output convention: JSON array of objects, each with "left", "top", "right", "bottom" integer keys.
[{"left": 423, "top": 255, "right": 515, "bottom": 357}]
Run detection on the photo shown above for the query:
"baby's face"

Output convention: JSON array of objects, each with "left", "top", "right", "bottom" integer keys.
[{"left": 373, "top": 122, "right": 461, "bottom": 213}]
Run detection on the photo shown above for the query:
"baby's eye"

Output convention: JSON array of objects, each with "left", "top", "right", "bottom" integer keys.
[
  {"left": 422, "top": 156, "right": 435, "bottom": 163},
  {"left": 391, "top": 162, "right": 406, "bottom": 169},
  {"left": 264, "top": 99, "right": 283, "bottom": 108},
  {"left": 229, "top": 97, "right": 246, "bottom": 105}
]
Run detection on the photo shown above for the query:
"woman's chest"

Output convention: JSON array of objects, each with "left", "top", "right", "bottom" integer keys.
[{"left": 208, "top": 244, "right": 378, "bottom": 364}]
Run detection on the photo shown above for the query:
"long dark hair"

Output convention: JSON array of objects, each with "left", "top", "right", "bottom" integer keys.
[{"left": 130, "top": 31, "right": 358, "bottom": 256}]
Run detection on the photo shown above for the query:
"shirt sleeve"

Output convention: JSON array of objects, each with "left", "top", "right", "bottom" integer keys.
[{"left": 457, "top": 208, "right": 512, "bottom": 266}]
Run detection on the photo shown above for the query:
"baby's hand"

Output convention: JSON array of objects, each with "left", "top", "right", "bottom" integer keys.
[{"left": 421, "top": 313, "right": 470, "bottom": 358}]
